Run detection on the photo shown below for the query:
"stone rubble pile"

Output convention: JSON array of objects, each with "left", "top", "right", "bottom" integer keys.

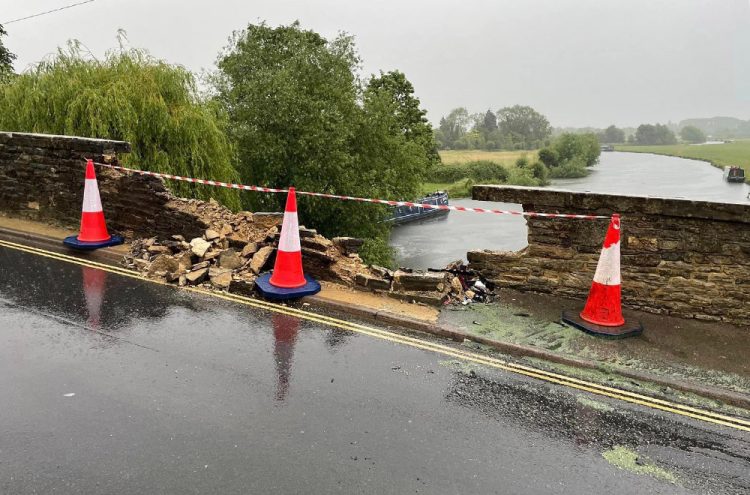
[
  {"left": 120, "top": 192, "right": 487, "bottom": 306},
  {"left": 353, "top": 260, "right": 494, "bottom": 306},
  {"left": 124, "top": 219, "right": 370, "bottom": 296},
  {"left": 123, "top": 217, "right": 487, "bottom": 306}
]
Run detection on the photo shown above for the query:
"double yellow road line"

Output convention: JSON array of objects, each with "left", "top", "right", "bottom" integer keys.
[{"left": 1, "top": 237, "right": 749, "bottom": 433}]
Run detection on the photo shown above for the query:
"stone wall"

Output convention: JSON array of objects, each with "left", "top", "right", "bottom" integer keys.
[
  {"left": 469, "top": 185, "right": 750, "bottom": 325},
  {"left": 0, "top": 131, "right": 234, "bottom": 240}
]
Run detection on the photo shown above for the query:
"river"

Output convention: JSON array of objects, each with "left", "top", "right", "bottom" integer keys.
[{"left": 390, "top": 151, "right": 750, "bottom": 269}]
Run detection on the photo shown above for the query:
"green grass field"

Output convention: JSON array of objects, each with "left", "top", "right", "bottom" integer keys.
[
  {"left": 617, "top": 140, "right": 750, "bottom": 180},
  {"left": 427, "top": 150, "right": 543, "bottom": 198},
  {"left": 439, "top": 149, "right": 538, "bottom": 165}
]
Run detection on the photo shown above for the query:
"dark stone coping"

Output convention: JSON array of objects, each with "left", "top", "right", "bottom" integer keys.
[
  {"left": 0, "top": 131, "right": 131, "bottom": 154},
  {"left": 472, "top": 185, "right": 750, "bottom": 224}
]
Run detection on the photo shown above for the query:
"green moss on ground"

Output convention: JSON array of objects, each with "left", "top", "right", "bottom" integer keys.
[
  {"left": 576, "top": 395, "right": 615, "bottom": 412},
  {"left": 602, "top": 446, "right": 677, "bottom": 483}
]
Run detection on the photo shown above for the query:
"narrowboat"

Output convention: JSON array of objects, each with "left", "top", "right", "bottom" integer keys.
[
  {"left": 724, "top": 166, "right": 746, "bottom": 183},
  {"left": 389, "top": 191, "right": 450, "bottom": 225}
]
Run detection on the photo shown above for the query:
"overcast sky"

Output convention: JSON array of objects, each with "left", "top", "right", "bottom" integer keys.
[{"left": 3, "top": 0, "right": 749, "bottom": 127}]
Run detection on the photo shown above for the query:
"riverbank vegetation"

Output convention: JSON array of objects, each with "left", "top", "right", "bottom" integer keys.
[
  {"left": 428, "top": 152, "right": 548, "bottom": 197},
  {"left": 617, "top": 140, "right": 750, "bottom": 180},
  {"left": 539, "top": 133, "right": 600, "bottom": 179},
  {"left": 428, "top": 133, "right": 600, "bottom": 196}
]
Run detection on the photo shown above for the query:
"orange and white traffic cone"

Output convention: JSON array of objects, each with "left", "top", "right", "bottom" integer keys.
[
  {"left": 562, "top": 214, "right": 643, "bottom": 338},
  {"left": 580, "top": 214, "right": 624, "bottom": 326},
  {"left": 63, "top": 159, "right": 123, "bottom": 250},
  {"left": 269, "top": 187, "right": 306, "bottom": 288},
  {"left": 256, "top": 187, "right": 321, "bottom": 300}
]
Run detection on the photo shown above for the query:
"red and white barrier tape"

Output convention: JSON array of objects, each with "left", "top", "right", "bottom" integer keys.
[{"left": 94, "top": 162, "right": 610, "bottom": 220}]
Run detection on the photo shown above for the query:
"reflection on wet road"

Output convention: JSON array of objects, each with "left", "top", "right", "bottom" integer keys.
[{"left": 1, "top": 245, "right": 748, "bottom": 494}]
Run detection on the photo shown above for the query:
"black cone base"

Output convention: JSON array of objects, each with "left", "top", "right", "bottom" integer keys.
[
  {"left": 63, "top": 235, "right": 124, "bottom": 251},
  {"left": 561, "top": 310, "right": 643, "bottom": 339},
  {"left": 256, "top": 272, "right": 321, "bottom": 301}
]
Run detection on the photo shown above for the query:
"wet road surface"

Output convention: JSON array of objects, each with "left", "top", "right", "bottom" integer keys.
[{"left": 1, "top": 245, "right": 749, "bottom": 494}]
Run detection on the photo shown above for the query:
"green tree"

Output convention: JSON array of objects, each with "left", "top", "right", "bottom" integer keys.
[
  {"left": 634, "top": 123, "right": 677, "bottom": 145},
  {"left": 679, "top": 125, "right": 707, "bottom": 144},
  {"left": 496, "top": 105, "right": 551, "bottom": 149},
  {"left": 553, "top": 133, "right": 600, "bottom": 167},
  {"left": 0, "top": 41, "right": 240, "bottom": 208},
  {"left": 482, "top": 109, "right": 498, "bottom": 132},
  {"left": 437, "top": 107, "right": 470, "bottom": 149},
  {"left": 366, "top": 70, "right": 441, "bottom": 169},
  {"left": 0, "top": 24, "right": 16, "bottom": 81},
  {"left": 538, "top": 147, "right": 559, "bottom": 168},
  {"left": 537, "top": 133, "right": 600, "bottom": 178},
  {"left": 599, "top": 125, "right": 625, "bottom": 144},
  {"left": 214, "top": 22, "right": 431, "bottom": 246}
]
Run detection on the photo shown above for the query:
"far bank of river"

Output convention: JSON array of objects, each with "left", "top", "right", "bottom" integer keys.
[{"left": 390, "top": 151, "right": 750, "bottom": 269}]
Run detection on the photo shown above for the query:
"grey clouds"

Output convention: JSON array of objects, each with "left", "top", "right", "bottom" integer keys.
[{"left": 3, "top": 0, "right": 749, "bottom": 127}]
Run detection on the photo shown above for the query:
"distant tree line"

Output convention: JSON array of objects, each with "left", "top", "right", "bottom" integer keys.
[
  {"left": 562, "top": 122, "right": 703, "bottom": 146},
  {"left": 435, "top": 105, "right": 552, "bottom": 150}
]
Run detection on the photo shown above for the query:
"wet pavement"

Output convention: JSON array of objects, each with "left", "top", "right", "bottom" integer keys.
[
  {"left": 1, "top": 245, "right": 749, "bottom": 494},
  {"left": 392, "top": 152, "right": 750, "bottom": 268}
]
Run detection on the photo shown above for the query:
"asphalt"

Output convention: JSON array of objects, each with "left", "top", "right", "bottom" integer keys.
[{"left": 1, "top": 245, "right": 749, "bottom": 494}]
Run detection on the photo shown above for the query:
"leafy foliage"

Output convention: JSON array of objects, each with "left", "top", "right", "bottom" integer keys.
[
  {"left": 633, "top": 123, "right": 677, "bottom": 145},
  {"left": 538, "top": 133, "right": 600, "bottom": 179},
  {"left": 427, "top": 160, "right": 508, "bottom": 183},
  {"left": 435, "top": 107, "right": 471, "bottom": 149},
  {"left": 679, "top": 125, "right": 706, "bottom": 144},
  {"left": 436, "top": 104, "right": 551, "bottom": 151},
  {"left": 366, "top": 70, "right": 441, "bottom": 169},
  {"left": 0, "top": 42, "right": 240, "bottom": 208},
  {"left": 0, "top": 24, "right": 15, "bottom": 81},
  {"left": 496, "top": 105, "right": 551, "bottom": 149},
  {"left": 598, "top": 125, "right": 625, "bottom": 144},
  {"left": 215, "top": 22, "right": 433, "bottom": 245}
]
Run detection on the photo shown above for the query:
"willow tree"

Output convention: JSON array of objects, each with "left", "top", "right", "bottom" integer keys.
[{"left": 0, "top": 42, "right": 240, "bottom": 208}]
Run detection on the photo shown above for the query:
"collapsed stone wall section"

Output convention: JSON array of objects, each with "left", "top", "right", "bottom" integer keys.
[
  {"left": 0, "top": 131, "right": 461, "bottom": 304},
  {"left": 469, "top": 185, "right": 750, "bottom": 325}
]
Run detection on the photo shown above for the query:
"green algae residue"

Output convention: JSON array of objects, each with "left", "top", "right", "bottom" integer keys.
[
  {"left": 602, "top": 446, "right": 677, "bottom": 483},
  {"left": 576, "top": 395, "right": 614, "bottom": 412},
  {"left": 445, "top": 302, "right": 591, "bottom": 357},
  {"left": 439, "top": 359, "right": 480, "bottom": 374},
  {"left": 523, "top": 357, "right": 750, "bottom": 420}
]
